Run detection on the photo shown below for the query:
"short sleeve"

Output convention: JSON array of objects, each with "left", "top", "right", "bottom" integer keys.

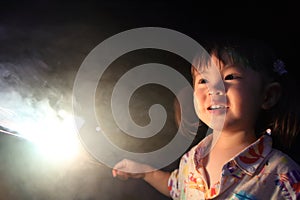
[{"left": 168, "top": 169, "right": 180, "bottom": 199}]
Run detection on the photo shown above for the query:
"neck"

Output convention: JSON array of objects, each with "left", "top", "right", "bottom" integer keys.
[{"left": 212, "top": 130, "right": 257, "bottom": 150}]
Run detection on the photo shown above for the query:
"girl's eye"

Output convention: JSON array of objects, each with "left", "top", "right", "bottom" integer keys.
[
  {"left": 198, "top": 79, "right": 207, "bottom": 84},
  {"left": 224, "top": 74, "right": 240, "bottom": 80}
]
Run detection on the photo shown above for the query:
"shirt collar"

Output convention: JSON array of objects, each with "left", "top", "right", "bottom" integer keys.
[
  {"left": 194, "top": 133, "right": 273, "bottom": 176},
  {"left": 193, "top": 134, "right": 213, "bottom": 169},
  {"left": 234, "top": 134, "right": 272, "bottom": 175}
]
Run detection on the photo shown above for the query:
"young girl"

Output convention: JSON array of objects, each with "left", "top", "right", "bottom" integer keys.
[{"left": 112, "top": 36, "right": 300, "bottom": 199}]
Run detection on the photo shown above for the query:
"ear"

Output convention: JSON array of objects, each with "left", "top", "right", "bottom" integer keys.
[
  {"left": 191, "top": 66, "right": 197, "bottom": 87},
  {"left": 191, "top": 66, "right": 197, "bottom": 77},
  {"left": 261, "top": 82, "right": 282, "bottom": 110}
]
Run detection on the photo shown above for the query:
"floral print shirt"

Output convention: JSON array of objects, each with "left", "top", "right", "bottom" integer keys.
[{"left": 168, "top": 134, "right": 300, "bottom": 200}]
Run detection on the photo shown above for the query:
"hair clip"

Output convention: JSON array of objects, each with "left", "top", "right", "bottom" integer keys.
[{"left": 273, "top": 59, "right": 288, "bottom": 75}]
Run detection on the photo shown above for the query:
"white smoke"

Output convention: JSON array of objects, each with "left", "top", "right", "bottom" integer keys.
[
  {"left": 0, "top": 20, "right": 179, "bottom": 200},
  {"left": 0, "top": 24, "right": 107, "bottom": 199}
]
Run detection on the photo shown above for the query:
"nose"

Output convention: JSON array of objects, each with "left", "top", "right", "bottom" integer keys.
[
  {"left": 208, "top": 82, "right": 225, "bottom": 96},
  {"left": 205, "top": 73, "right": 225, "bottom": 96},
  {"left": 208, "top": 90, "right": 224, "bottom": 96}
]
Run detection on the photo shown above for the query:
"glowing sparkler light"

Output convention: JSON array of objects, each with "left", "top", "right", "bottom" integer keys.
[
  {"left": 26, "top": 110, "right": 80, "bottom": 162},
  {"left": 0, "top": 102, "right": 83, "bottom": 163}
]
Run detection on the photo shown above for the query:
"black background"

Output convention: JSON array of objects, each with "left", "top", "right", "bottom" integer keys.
[{"left": 0, "top": 1, "right": 299, "bottom": 200}]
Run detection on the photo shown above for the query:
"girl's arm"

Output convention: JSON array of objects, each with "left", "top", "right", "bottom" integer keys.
[
  {"left": 112, "top": 159, "right": 171, "bottom": 197},
  {"left": 143, "top": 168, "right": 171, "bottom": 197}
]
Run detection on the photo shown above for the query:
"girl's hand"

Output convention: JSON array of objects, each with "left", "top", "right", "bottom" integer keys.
[{"left": 112, "top": 159, "right": 155, "bottom": 180}]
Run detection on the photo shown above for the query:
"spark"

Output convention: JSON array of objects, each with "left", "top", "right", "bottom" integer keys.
[{"left": 0, "top": 104, "right": 83, "bottom": 163}]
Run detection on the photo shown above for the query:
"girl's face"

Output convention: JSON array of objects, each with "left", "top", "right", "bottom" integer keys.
[{"left": 193, "top": 55, "right": 266, "bottom": 133}]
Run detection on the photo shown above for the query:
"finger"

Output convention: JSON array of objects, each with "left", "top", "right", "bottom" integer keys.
[
  {"left": 112, "top": 169, "right": 117, "bottom": 177},
  {"left": 113, "top": 159, "right": 128, "bottom": 170},
  {"left": 116, "top": 171, "right": 130, "bottom": 180}
]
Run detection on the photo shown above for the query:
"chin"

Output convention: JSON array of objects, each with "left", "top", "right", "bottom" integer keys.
[{"left": 207, "top": 116, "right": 226, "bottom": 131}]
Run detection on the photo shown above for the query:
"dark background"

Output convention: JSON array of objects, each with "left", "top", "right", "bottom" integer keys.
[
  {"left": 1, "top": 0, "right": 299, "bottom": 72},
  {"left": 0, "top": 1, "right": 299, "bottom": 200}
]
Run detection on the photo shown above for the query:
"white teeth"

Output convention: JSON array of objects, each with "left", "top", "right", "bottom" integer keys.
[{"left": 209, "top": 105, "right": 225, "bottom": 110}]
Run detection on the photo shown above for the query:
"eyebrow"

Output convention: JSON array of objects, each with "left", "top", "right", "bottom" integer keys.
[
  {"left": 222, "top": 64, "right": 236, "bottom": 70},
  {"left": 194, "top": 65, "right": 244, "bottom": 80}
]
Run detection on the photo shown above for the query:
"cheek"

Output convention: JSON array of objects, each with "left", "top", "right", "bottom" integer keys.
[
  {"left": 194, "top": 89, "right": 207, "bottom": 103},
  {"left": 232, "top": 86, "right": 264, "bottom": 112},
  {"left": 193, "top": 95, "right": 201, "bottom": 118},
  {"left": 193, "top": 91, "right": 205, "bottom": 118}
]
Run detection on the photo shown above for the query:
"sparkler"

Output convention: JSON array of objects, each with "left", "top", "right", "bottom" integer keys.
[
  {"left": 0, "top": 104, "right": 83, "bottom": 162},
  {"left": 0, "top": 127, "right": 24, "bottom": 139}
]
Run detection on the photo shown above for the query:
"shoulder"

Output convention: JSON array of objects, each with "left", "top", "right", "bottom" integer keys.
[
  {"left": 262, "top": 149, "right": 300, "bottom": 199},
  {"left": 267, "top": 148, "right": 300, "bottom": 174},
  {"left": 180, "top": 144, "right": 198, "bottom": 164}
]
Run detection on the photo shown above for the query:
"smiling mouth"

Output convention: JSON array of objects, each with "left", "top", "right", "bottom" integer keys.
[{"left": 208, "top": 105, "right": 228, "bottom": 110}]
